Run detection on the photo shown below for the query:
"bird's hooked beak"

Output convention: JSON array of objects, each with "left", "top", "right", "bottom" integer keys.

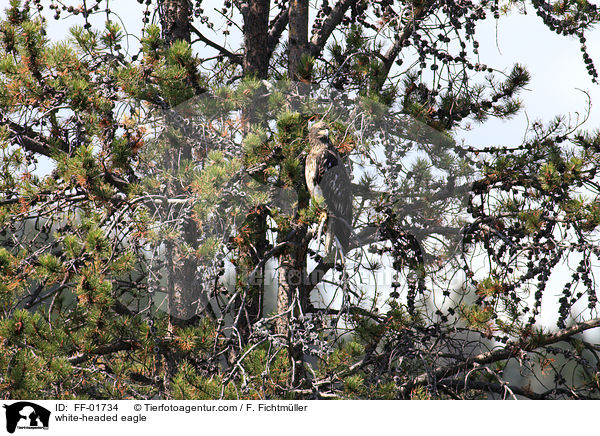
[
  {"left": 310, "top": 121, "right": 330, "bottom": 141},
  {"left": 317, "top": 127, "right": 329, "bottom": 139}
]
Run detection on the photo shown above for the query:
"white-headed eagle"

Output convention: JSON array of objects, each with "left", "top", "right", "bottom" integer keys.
[{"left": 305, "top": 121, "right": 353, "bottom": 255}]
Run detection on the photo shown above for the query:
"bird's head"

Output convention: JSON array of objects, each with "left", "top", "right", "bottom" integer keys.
[{"left": 309, "top": 121, "right": 330, "bottom": 142}]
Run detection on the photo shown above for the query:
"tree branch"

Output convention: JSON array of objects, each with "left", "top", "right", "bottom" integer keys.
[
  {"left": 268, "top": 6, "right": 289, "bottom": 56},
  {"left": 402, "top": 317, "right": 600, "bottom": 393},
  {"left": 190, "top": 24, "right": 243, "bottom": 65},
  {"left": 68, "top": 340, "right": 140, "bottom": 365},
  {"left": 4, "top": 118, "right": 55, "bottom": 157},
  {"left": 309, "top": 0, "right": 357, "bottom": 59},
  {"left": 376, "top": 2, "right": 435, "bottom": 91},
  {"left": 439, "top": 379, "right": 577, "bottom": 400}
]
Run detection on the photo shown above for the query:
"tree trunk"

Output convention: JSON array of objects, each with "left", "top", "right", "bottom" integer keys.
[
  {"left": 165, "top": 218, "right": 202, "bottom": 329},
  {"left": 275, "top": 231, "right": 309, "bottom": 335},
  {"left": 288, "top": 0, "right": 309, "bottom": 79},
  {"left": 275, "top": 223, "right": 309, "bottom": 387},
  {"left": 241, "top": 0, "right": 271, "bottom": 79},
  {"left": 277, "top": 0, "right": 311, "bottom": 334},
  {"left": 235, "top": 205, "right": 269, "bottom": 344},
  {"left": 158, "top": 0, "right": 192, "bottom": 45},
  {"left": 156, "top": 0, "right": 198, "bottom": 337},
  {"left": 229, "top": 1, "right": 273, "bottom": 354},
  {"left": 273, "top": 0, "right": 312, "bottom": 386}
]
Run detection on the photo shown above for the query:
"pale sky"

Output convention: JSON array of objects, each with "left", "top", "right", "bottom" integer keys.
[{"left": 461, "top": 9, "right": 600, "bottom": 148}]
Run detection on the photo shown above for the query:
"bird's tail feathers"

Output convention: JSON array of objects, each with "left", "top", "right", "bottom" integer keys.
[
  {"left": 324, "top": 216, "right": 353, "bottom": 255},
  {"left": 324, "top": 218, "right": 335, "bottom": 255}
]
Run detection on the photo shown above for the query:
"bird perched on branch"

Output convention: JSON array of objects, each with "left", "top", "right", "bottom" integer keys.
[{"left": 305, "top": 121, "right": 353, "bottom": 255}]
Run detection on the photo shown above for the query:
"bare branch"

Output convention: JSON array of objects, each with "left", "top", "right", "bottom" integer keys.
[
  {"left": 268, "top": 6, "right": 289, "bottom": 56},
  {"left": 402, "top": 317, "right": 600, "bottom": 393},
  {"left": 3, "top": 117, "right": 55, "bottom": 157},
  {"left": 309, "top": 0, "right": 357, "bottom": 59},
  {"left": 190, "top": 24, "right": 243, "bottom": 65},
  {"left": 376, "top": 3, "right": 434, "bottom": 91},
  {"left": 439, "top": 379, "right": 577, "bottom": 400},
  {"left": 68, "top": 340, "right": 141, "bottom": 365}
]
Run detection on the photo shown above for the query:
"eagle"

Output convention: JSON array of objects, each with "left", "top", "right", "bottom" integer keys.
[{"left": 305, "top": 121, "right": 353, "bottom": 255}]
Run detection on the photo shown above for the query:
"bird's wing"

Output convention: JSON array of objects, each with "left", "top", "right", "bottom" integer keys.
[
  {"left": 314, "top": 148, "right": 353, "bottom": 250},
  {"left": 313, "top": 147, "right": 341, "bottom": 186}
]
